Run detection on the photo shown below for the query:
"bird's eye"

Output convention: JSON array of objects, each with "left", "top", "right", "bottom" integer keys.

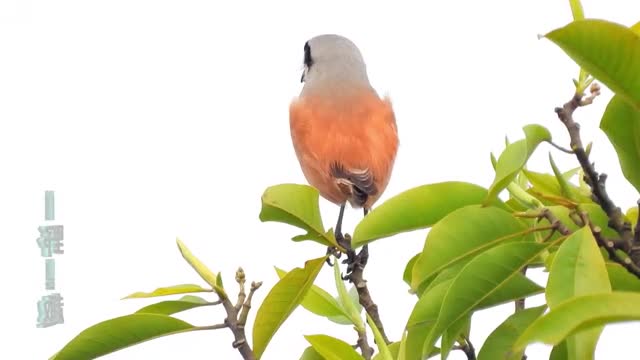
[{"left": 303, "top": 41, "right": 313, "bottom": 68}]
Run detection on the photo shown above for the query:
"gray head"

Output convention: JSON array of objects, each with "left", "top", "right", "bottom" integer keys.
[{"left": 299, "top": 34, "right": 373, "bottom": 96}]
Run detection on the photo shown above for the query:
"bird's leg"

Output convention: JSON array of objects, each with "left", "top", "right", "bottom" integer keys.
[
  {"left": 326, "top": 203, "right": 349, "bottom": 266},
  {"left": 359, "top": 208, "right": 369, "bottom": 266},
  {"left": 343, "top": 208, "right": 370, "bottom": 276}
]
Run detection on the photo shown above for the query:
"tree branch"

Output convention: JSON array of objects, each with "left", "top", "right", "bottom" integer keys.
[
  {"left": 213, "top": 267, "right": 261, "bottom": 360},
  {"left": 342, "top": 236, "right": 391, "bottom": 346},
  {"left": 455, "top": 334, "right": 476, "bottom": 360},
  {"left": 554, "top": 85, "right": 638, "bottom": 264},
  {"left": 356, "top": 328, "right": 374, "bottom": 360}
]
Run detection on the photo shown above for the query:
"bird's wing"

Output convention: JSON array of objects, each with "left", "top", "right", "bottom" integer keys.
[{"left": 329, "top": 162, "right": 377, "bottom": 207}]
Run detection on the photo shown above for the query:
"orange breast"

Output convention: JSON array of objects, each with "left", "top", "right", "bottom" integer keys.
[{"left": 289, "top": 92, "right": 399, "bottom": 209}]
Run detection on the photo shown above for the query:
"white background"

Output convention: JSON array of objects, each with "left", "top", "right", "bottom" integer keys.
[{"left": 2, "top": 0, "right": 640, "bottom": 359}]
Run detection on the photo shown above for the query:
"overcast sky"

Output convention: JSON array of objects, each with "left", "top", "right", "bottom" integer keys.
[{"left": 2, "top": 0, "right": 640, "bottom": 359}]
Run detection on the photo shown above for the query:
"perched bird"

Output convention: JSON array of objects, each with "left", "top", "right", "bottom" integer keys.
[{"left": 289, "top": 34, "right": 399, "bottom": 265}]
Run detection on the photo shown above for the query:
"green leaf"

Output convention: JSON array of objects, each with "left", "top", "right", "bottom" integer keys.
[
  {"left": 334, "top": 257, "right": 365, "bottom": 331},
  {"left": 600, "top": 95, "right": 640, "bottom": 194},
  {"left": 259, "top": 183, "right": 338, "bottom": 248},
  {"left": 423, "top": 242, "right": 551, "bottom": 352},
  {"left": 485, "top": 124, "right": 552, "bottom": 204},
  {"left": 549, "top": 153, "right": 577, "bottom": 202},
  {"left": 304, "top": 334, "right": 364, "bottom": 360},
  {"left": 403, "top": 253, "right": 420, "bottom": 288},
  {"left": 411, "top": 205, "right": 530, "bottom": 290},
  {"left": 352, "top": 181, "right": 506, "bottom": 247},
  {"left": 176, "top": 238, "right": 224, "bottom": 295},
  {"left": 122, "top": 284, "right": 211, "bottom": 299},
  {"left": 568, "top": 0, "right": 584, "bottom": 21},
  {"left": 397, "top": 331, "right": 408, "bottom": 360},
  {"left": 607, "top": 263, "right": 640, "bottom": 292},
  {"left": 51, "top": 314, "right": 196, "bottom": 360},
  {"left": 439, "top": 315, "right": 470, "bottom": 360},
  {"left": 253, "top": 256, "right": 327, "bottom": 359},
  {"left": 406, "top": 272, "right": 542, "bottom": 359},
  {"left": 274, "top": 267, "right": 350, "bottom": 324},
  {"left": 405, "top": 280, "right": 452, "bottom": 360},
  {"left": 514, "top": 292, "right": 640, "bottom": 350},
  {"left": 546, "top": 227, "right": 611, "bottom": 360},
  {"left": 477, "top": 305, "right": 547, "bottom": 360},
  {"left": 550, "top": 341, "right": 569, "bottom": 360},
  {"left": 216, "top": 272, "right": 224, "bottom": 290},
  {"left": 523, "top": 170, "right": 591, "bottom": 204},
  {"left": 545, "top": 19, "right": 640, "bottom": 110},
  {"left": 367, "top": 313, "right": 393, "bottom": 360},
  {"left": 327, "top": 286, "right": 363, "bottom": 325},
  {"left": 134, "top": 295, "right": 209, "bottom": 315},
  {"left": 373, "top": 342, "right": 400, "bottom": 360},
  {"left": 299, "top": 346, "right": 324, "bottom": 360}
]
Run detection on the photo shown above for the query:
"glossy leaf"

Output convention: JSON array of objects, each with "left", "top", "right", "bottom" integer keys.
[
  {"left": 328, "top": 286, "right": 363, "bottom": 325},
  {"left": 299, "top": 346, "right": 324, "bottom": 360},
  {"left": 403, "top": 253, "right": 420, "bottom": 288},
  {"left": 568, "top": 0, "right": 584, "bottom": 21},
  {"left": 485, "top": 124, "right": 552, "bottom": 204},
  {"left": 134, "top": 295, "right": 209, "bottom": 315},
  {"left": 259, "top": 183, "right": 338, "bottom": 248},
  {"left": 334, "top": 257, "right": 365, "bottom": 330},
  {"left": 352, "top": 181, "right": 506, "bottom": 247},
  {"left": 406, "top": 272, "right": 542, "bottom": 359},
  {"left": 523, "top": 170, "right": 591, "bottom": 204},
  {"left": 373, "top": 342, "right": 401, "bottom": 360},
  {"left": 367, "top": 313, "right": 393, "bottom": 360},
  {"left": 122, "top": 284, "right": 211, "bottom": 299},
  {"left": 176, "top": 238, "right": 223, "bottom": 295},
  {"left": 275, "top": 267, "right": 350, "bottom": 324},
  {"left": 51, "top": 314, "right": 196, "bottom": 360},
  {"left": 253, "top": 256, "right": 327, "bottom": 359},
  {"left": 550, "top": 341, "right": 569, "bottom": 360},
  {"left": 545, "top": 19, "right": 640, "bottom": 110},
  {"left": 304, "top": 334, "right": 364, "bottom": 360},
  {"left": 397, "top": 331, "right": 408, "bottom": 360},
  {"left": 600, "top": 95, "right": 640, "bottom": 194},
  {"left": 423, "top": 242, "right": 551, "bottom": 352},
  {"left": 439, "top": 315, "right": 470, "bottom": 360},
  {"left": 607, "top": 263, "right": 640, "bottom": 292},
  {"left": 546, "top": 227, "right": 611, "bottom": 360},
  {"left": 405, "top": 280, "right": 452, "bottom": 360},
  {"left": 411, "top": 205, "right": 530, "bottom": 290},
  {"left": 514, "top": 292, "right": 640, "bottom": 350},
  {"left": 477, "top": 305, "right": 547, "bottom": 360},
  {"left": 549, "top": 153, "right": 577, "bottom": 202}
]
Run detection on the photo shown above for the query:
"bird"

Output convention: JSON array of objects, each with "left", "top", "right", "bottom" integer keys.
[{"left": 289, "top": 34, "right": 399, "bottom": 269}]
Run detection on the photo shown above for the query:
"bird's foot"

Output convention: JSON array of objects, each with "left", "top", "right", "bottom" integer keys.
[
  {"left": 325, "top": 230, "right": 351, "bottom": 266},
  {"left": 339, "top": 236, "right": 369, "bottom": 281}
]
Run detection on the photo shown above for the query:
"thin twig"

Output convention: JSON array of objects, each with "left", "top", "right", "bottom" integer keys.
[
  {"left": 356, "top": 328, "right": 374, "bottom": 360},
  {"left": 341, "top": 235, "right": 391, "bottom": 345},
  {"left": 239, "top": 281, "right": 262, "bottom": 326},
  {"left": 235, "top": 268, "right": 247, "bottom": 311},
  {"left": 547, "top": 140, "right": 574, "bottom": 154},
  {"left": 212, "top": 267, "right": 261, "bottom": 360},
  {"left": 554, "top": 85, "right": 638, "bottom": 264},
  {"left": 590, "top": 223, "right": 640, "bottom": 278},
  {"left": 457, "top": 334, "right": 476, "bottom": 360},
  {"left": 199, "top": 323, "right": 228, "bottom": 330}
]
